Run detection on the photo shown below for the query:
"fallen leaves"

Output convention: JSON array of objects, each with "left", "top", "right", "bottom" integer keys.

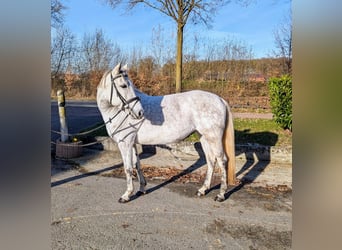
[{"left": 102, "top": 164, "right": 205, "bottom": 184}]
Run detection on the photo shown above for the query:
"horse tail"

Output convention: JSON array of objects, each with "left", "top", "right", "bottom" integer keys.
[{"left": 222, "top": 100, "right": 237, "bottom": 185}]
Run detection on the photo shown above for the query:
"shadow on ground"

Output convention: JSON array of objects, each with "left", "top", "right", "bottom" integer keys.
[{"left": 51, "top": 130, "right": 278, "bottom": 202}]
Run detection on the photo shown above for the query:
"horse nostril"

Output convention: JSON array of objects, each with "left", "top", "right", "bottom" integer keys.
[{"left": 138, "top": 110, "right": 144, "bottom": 118}]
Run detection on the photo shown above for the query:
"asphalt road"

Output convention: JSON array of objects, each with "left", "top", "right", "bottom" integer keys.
[
  {"left": 51, "top": 101, "right": 290, "bottom": 249},
  {"left": 51, "top": 167, "right": 292, "bottom": 249},
  {"left": 51, "top": 100, "right": 272, "bottom": 143},
  {"left": 51, "top": 101, "right": 103, "bottom": 143}
]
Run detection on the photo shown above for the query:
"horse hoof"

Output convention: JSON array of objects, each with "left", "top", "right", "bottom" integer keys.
[
  {"left": 118, "top": 197, "right": 129, "bottom": 203},
  {"left": 214, "top": 196, "right": 225, "bottom": 202},
  {"left": 196, "top": 191, "right": 205, "bottom": 197}
]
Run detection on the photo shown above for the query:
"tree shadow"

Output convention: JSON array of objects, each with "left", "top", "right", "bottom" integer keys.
[{"left": 51, "top": 162, "right": 123, "bottom": 187}]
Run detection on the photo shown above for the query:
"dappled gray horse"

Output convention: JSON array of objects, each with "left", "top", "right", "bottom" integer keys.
[{"left": 97, "top": 63, "right": 236, "bottom": 203}]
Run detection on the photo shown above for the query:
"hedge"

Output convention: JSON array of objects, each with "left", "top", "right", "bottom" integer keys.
[{"left": 268, "top": 75, "right": 292, "bottom": 130}]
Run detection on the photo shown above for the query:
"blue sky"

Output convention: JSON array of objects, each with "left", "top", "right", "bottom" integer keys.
[{"left": 60, "top": 0, "right": 291, "bottom": 58}]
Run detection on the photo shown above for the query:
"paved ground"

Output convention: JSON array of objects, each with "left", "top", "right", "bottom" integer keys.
[
  {"left": 233, "top": 112, "right": 273, "bottom": 119},
  {"left": 51, "top": 142, "right": 292, "bottom": 249},
  {"left": 51, "top": 102, "right": 290, "bottom": 249}
]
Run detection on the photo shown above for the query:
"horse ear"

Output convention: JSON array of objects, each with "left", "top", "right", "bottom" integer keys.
[
  {"left": 121, "top": 64, "right": 128, "bottom": 72},
  {"left": 112, "top": 63, "right": 121, "bottom": 75}
]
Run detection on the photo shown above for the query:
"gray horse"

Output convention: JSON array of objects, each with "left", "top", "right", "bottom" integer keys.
[{"left": 97, "top": 63, "right": 236, "bottom": 203}]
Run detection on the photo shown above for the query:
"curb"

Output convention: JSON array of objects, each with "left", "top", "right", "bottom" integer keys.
[{"left": 95, "top": 136, "right": 292, "bottom": 164}]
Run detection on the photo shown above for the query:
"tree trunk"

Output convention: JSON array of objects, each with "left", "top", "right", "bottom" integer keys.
[{"left": 175, "top": 23, "right": 183, "bottom": 93}]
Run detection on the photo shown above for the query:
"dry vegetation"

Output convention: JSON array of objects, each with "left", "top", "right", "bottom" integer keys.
[{"left": 52, "top": 57, "right": 288, "bottom": 111}]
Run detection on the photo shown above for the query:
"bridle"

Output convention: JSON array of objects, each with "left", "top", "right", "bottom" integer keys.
[{"left": 109, "top": 72, "right": 141, "bottom": 119}]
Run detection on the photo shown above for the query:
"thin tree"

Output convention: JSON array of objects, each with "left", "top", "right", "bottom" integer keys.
[
  {"left": 104, "top": 0, "right": 248, "bottom": 93},
  {"left": 272, "top": 10, "right": 292, "bottom": 75},
  {"left": 51, "top": 0, "right": 66, "bottom": 28},
  {"left": 51, "top": 26, "right": 76, "bottom": 78},
  {"left": 79, "top": 29, "right": 123, "bottom": 74},
  {"left": 79, "top": 29, "right": 122, "bottom": 95}
]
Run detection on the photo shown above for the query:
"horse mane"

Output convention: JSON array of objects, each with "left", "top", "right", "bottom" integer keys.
[{"left": 98, "top": 70, "right": 111, "bottom": 88}]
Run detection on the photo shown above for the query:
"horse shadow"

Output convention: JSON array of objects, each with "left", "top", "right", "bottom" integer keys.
[
  {"left": 134, "top": 129, "right": 278, "bottom": 201},
  {"left": 216, "top": 129, "right": 278, "bottom": 200},
  {"left": 51, "top": 162, "right": 123, "bottom": 187},
  {"left": 51, "top": 129, "right": 279, "bottom": 202}
]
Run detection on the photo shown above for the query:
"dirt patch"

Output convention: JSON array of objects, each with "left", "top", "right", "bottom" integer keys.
[
  {"left": 205, "top": 218, "right": 292, "bottom": 249},
  {"left": 167, "top": 181, "right": 292, "bottom": 212},
  {"left": 230, "top": 186, "right": 292, "bottom": 212},
  {"left": 167, "top": 183, "right": 201, "bottom": 198},
  {"left": 101, "top": 164, "right": 207, "bottom": 184}
]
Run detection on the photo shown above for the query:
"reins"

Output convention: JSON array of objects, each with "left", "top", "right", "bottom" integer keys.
[
  {"left": 51, "top": 72, "right": 143, "bottom": 147},
  {"left": 50, "top": 104, "right": 126, "bottom": 147}
]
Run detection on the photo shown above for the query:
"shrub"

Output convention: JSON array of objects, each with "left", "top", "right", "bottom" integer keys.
[{"left": 268, "top": 75, "right": 292, "bottom": 130}]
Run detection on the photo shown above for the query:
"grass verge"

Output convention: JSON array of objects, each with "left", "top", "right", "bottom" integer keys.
[{"left": 234, "top": 118, "right": 291, "bottom": 147}]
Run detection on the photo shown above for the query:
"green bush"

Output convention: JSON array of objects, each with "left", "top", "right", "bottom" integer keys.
[{"left": 268, "top": 75, "right": 292, "bottom": 130}]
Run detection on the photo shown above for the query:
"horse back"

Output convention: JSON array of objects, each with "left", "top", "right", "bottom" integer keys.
[{"left": 136, "top": 90, "right": 227, "bottom": 144}]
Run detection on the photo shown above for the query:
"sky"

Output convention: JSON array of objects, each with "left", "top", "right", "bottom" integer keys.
[{"left": 60, "top": 0, "right": 291, "bottom": 59}]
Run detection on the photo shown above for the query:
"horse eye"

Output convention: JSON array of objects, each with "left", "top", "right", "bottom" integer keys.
[{"left": 120, "top": 84, "right": 128, "bottom": 89}]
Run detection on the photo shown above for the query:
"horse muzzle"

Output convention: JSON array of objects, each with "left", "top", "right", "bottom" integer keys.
[
  {"left": 129, "top": 108, "right": 144, "bottom": 119},
  {"left": 136, "top": 109, "right": 144, "bottom": 119},
  {"left": 122, "top": 96, "right": 144, "bottom": 119},
  {"left": 126, "top": 104, "right": 144, "bottom": 120}
]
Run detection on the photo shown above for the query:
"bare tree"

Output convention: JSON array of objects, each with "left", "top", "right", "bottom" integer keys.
[
  {"left": 51, "top": 26, "right": 76, "bottom": 78},
  {"left": 80, "top": 29, "right": 121, "bottom": 73},
  {"left": 220, "top": 37, "right": 253, "bottom": 84},
  {"left": 51, "top": 0, "right": 66, "bottom": 28},
  {"left": 103, "top": 0, "right": 247, "bottom": 93},
  {"left": 202, "top": 37, "right": 219, "bottom": 81},
  {"left": 273, "top": 11, "right": 292, "bottom": 75},
  {"left": 150, "top": 24, "right": 165, "bottom": 69},
  {"left": 79, "top": 29, "right": 123, "bottom": 94},
  {"left": 183, "top": 33, "right": 200, "bottom": 81},
  {"left": 127, "top": 45, "right": 144, "bottom": 75}
]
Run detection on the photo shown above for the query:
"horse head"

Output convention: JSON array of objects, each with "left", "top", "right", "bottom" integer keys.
[{"left": 97, "top": 63, "right": 144, "bottom": 119}]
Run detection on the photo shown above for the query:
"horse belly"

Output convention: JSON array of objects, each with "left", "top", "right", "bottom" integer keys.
[{"left": 136, "top": 120, "right": 194, "bottom": 145}]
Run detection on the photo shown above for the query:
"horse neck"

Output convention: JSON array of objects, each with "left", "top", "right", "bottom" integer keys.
[{"left": 97, "top": 99, "right": 124, "bottom": 123}]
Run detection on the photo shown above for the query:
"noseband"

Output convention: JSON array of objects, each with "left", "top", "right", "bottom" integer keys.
[{"left": 110, "top": 73, "right": 141, "bottom": 117}]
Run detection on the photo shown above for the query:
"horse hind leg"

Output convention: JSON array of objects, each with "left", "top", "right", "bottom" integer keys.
[
  {"left": 197, "top": 137, "right": 215, "bottom": 197},
  {"left": 197, "top": 136, "right": 228, "bottom": 202},
  {"left": 214, "top": 155, "right": 228, "bottom": 202},
  {"left": 133, "top": 145, "right": 147, "bottom": 195}
]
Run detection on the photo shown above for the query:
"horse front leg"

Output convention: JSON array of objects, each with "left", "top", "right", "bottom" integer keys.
[
  {"left": 133, "top": 145, "right": 147, "bottom": 195},
  {"left": 118, "top": 143, "right": 135, "bottom": 203}
]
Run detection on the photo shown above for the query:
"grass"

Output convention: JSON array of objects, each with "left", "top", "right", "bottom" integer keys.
[
  {"left": 231, "top": 107, "right": 271, "bottom": 114},
  {"left": 79, "top": 118, "right": 292, "bottom": 148},
  {"left": 234, "top": 118, "right": 292, "bottom": 147},
  {"left": 184, "top": 118, "right": 291, "bottom": 147}
]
